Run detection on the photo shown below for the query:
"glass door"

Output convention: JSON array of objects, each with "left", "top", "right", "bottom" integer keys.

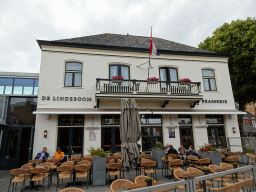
[
  {"left": 207, "top": 126, "right": 227, "bottom": 148},
  {"left": 101, "top": 127, "right": 121, "bottom": 153},
  {"left": 179, "top": 126, "right": 194, "bottom": 149},
  {"left": 58, "top": 127, "right": 84, "bottom": 159},
  {"left": 141, "top": 126, "right": 163, "bottom": 151}
]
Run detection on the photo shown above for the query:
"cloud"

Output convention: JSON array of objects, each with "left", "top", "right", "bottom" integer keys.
[{"left": 0, "top": 0, "right": 255, "bottom": 73}]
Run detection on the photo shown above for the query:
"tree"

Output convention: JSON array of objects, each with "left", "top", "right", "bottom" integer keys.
[{"left": 198, "top": 17, "right": 256, "bottom": 137}]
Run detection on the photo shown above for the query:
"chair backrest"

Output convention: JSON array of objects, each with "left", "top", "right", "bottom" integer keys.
[
  {"left": 37, "top": 162, "right": 53, "bottom": 169},
  {"left": 20, "top": 163, "right": 33, "bottom": 170},
  {"left": 10, "top": 169, "right": 30, "bottom": 176},
  {"left": 226, "top": 151, "right": 234, "bottom": 156},
  {"left": 220, "top": 163, "right": 233, "bottom": 170},
  {"left": 81, "top": 156, "right": 93, "bottom": 162},
  {"left": 141, "top": 161, "right": 156, "bottom": 168},
  {"left": 187, "top": 167, "right": 204, "bottom": 177},
  {"left": 106, "top": 163, "right": 122, "bottom": 170},
  {"left": 59, "top": 187, "right": 85, "bottom": 192},
  {"left": 173, "top": 169, "right": 186, "bottom": 181},
  {"left": 68, "top": 157, "right": 80, "bottom": 162},
  {"left": 110, "top": 179, "right": 134, "bottom": 192},
  {"left": 209, "top": 164, "right": 221, "bottom": 172},
  {"left": 62, "top": 161, "right": 74, "bottom": 166},
  {"left": 134, "top": 175, "right": 154, "bottom": 184},
  {"left": 219, "top": 149, "right": 227, "bottom": 153},
  {"left": 72, "top": 155, "right": 82, "bottom": 159},
  {"left": 77, "top": 160, "right": 91, "bottom": 166},
  {"left": 143, "top": 154, "right": 152, "bottom": 159},
  {"left": 47, "top": 159, "right": 59, "bottom": 164},
  {"left": 168, "top": 154, "right": 180, "bottom": 159},
  {"left": 239, "top": 178, "right": 254, "bottom": 188},
  {"left": 57, "top": 165, "right": 73, "bottom": 172},
  {"left": 196, "top": 158, "right": 211, "bottom": 164},
  {"left": 161, "top": 156, "right": 173, "bottom": 162},
  {"left": 28, "top": 159, "right": 42, "bottom": 164},
  {"left": 246, "top": 153, "right": 256, "bottom": 159},
  {"left": 233, "top": 151, "right": 242, "bottom": 155},
  {"left": 74, "top": 164, "right": 90, "bottom": 171},
  {"left": 109, "top": 159, "right": 122, "bottom": 164},
  {"left": 169, "top": 159, "right": 184, "bottom": 166},
  {"left": 106, "top": 156, "right": 114, "bottom": 163},
  {"left": 225, "top": 156, "right": 239, "bottom": 162},
  {"left": 212, "top": 182, "right": 242, "bottom": 192},
  {"left": 187, "top": 155, "right": 198, "bottom": 161},
  {"left": 141, "top": 158, "right": 149, "bottom": 163},
  {"left": 30, "top": 167, "right": 49, "bottom": 174}
]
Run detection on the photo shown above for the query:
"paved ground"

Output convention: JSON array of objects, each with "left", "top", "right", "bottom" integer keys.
[{"left": 0, "top": 163, "right": 253, "bottom": 192}]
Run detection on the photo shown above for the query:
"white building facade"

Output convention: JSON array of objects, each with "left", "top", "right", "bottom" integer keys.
[{"left": 33, "top": 34, "right": 244, "bottom": 159}]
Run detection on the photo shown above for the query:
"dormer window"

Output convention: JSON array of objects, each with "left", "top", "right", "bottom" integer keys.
[{"left": 64, "top": 62, "right": 82, "bottom": 87}]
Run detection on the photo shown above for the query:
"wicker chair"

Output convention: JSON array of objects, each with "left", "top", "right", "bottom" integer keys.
[
  {"left": 141, "top": 161, "right": 157, "bottom": 180},
  {"left": 106, "top": 163, "right": 123, "bottom": 186},
  {"left": 226, "top": 151, "right": 234, "bottom": 156},
  {"left": 59, "top": 187, "right": 85, "bottom": 192},
  {"left": 109, "top": 159, "right": 122, "bottom": 164},
  {"left": 142, "top": 154, "right": 153, "bottom": 159},
  {"left": 168, "top": 154, "right": 180, "bottom": 159},
  {"left": 56, "top": 165, "right": 73, "bottom": 190},
  {"left": 37, "top": 162, "right": 54, "bottom": 186},
  {"left": 72, "top": 154, "right": 83, "bottom": 159},
  {"left": 68, "top": 157, "right": 81, "bottom": 162},
  {"left": 74, "top": 164, "right": 90, "bottom": 189},
  {"left": 7, "top": 169, "right": 30, "bottom": 192},
  {"left": 195, "top": 158, "right": 211, "bottom": 170},
  {"left": 110, "top": 179, "right": 134, "bottom": 192},
  {"left": 246, "top": 153, "right": 256, "bottom": 165},
  {"left": 81, "top": 156, "right": 93, "bottom": 162},
  {"left": 187, "top": 155, "right": 198, "bottom": 167},
  {"left": 224, "top": 156, "right": 240, "bottom": 164},
  {"left": 28, "top": 159, "right": 42, "bottom": 164},
  {"left": 161, "top": 156, "right": 173, "bottom": 176},
  {"left": 62, "top": 161, "right": 75, "bottom": 166},
  {"left": 20, "top": 163, "right": 33, "bottom": 170},
  {"left": 168, "top": 159, "right": 184, "bottom": 173},
  {"left": 106, "top": 156, "right": 114, "bottom": 163},
  {"left": 209, "top": 164, "right": 234, "bottom": 186},
  {"left": 209, "top": 181, "right": 242, "bottom": 192},
  {"left": 46, "top": 158, "right": 59, "bottom": 169},
  {"left": 187, "top": 167, "right": 213, "bottom": 187},
  {"left": 77, "top": 160, "right": 91, "bottom": 166},
  {"left": 113, "top": 153, "right": 122, "bottom": 160},
  {"left": 173, "top": 169, "right": 200, "bottom": 190},
  {"left": 30, "top": 167, "right": 50, "bottom": 190},
  {"left": 134, "top": 175, "right": 154, "bottom": 184}
]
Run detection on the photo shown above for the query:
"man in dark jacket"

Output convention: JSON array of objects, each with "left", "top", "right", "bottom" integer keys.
[
  {"left": 168, "top": 145, "right": 178, "bottom": 154},
  {"left": 185, "top": 145, "right": 198, "bottom": 156},
  {"left": 35, "top": 147, "right": 50, "bottom": 160}
]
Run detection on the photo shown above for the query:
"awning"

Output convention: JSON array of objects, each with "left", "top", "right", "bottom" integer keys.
[{"left": 33, "top": 108, "right": 246, "bottom": 115}]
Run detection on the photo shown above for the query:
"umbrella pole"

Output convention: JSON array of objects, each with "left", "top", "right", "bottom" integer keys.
[{"left": 124, "top": 166, "right": 130, "bottom": 180}]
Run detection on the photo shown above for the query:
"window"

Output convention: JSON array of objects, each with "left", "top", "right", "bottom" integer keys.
[
  {"left": 64, "top": 62, "right": 82, "bottom": 87},
  {"left": 109, "top": 65, "right": 130, "bottom": 80},
  {"left": 202, "top": 69, "right": 217, "bottom": 91},
  {"left": 0, "top": 78, "right": 13, "bottom": 94},
  {"left": 159, "top": 67, "right": 178, "bottom": 82}
]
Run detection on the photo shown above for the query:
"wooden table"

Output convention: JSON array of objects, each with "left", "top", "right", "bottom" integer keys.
[{"left": 126, "top": 182, "right": 161, "bottom": 190}]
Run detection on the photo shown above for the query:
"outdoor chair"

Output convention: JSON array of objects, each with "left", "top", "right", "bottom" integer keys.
[
  {"left": 173, "top": 169, "right": 201, "bottom": 190},
  {"left": 29, "top": 167, "right": 50, "bottom": 191},
  {"left": 77, "top": 160, "right": 91, "bottom": 166},
  {"left": 109, "top": 159, "right": 122, "bottom": 164},
  {"left": 28, "top": 159, "right": 42, "bottom": 165},
  {"left": 37, "top": 162, "right": 54, "bottom": 186},
  {"left": 168, "top": 153, "right": 180, "bottom": 159},
  {"left": 208, "top": 164, "right": 234, "bottom": 187},
  {"left": 142, "top": 154, "right": 152, "bottom": 159},
  {"left": 106, "top": 156, "right": 114, "bottom": 163},
  {"left": 81, "top": 156, "right": 93, "bottom": 162},
  {"left": 74, "top": 164, "right": 90, "bottom": 189},
  {"left": 8, "top": 169, "right": 30, "bottom": 192},
  {"left": 110, "top": 179, "right": 134, "bottom": 192},
  {"left": 20, "top": 163, "right": 33, "bottom": 170},
  {"left": 233, "top": 151, "right": 243, "bottom": 162},
  {"left": 225, "top": 151, "right": 234, "bottom": 156},
  {"left": 62, "top": 161, "right": 75, "bottom": 166},
  {"left": 47, "top": 158, "right": 59, "bottom": 169},
  {"left": 168, "top": 159, "right": 184, "bottom": 175},
  {"left": 72, "top": 154, "right": 83, "bottom": 159},
  {"left": 187, "top": 167, "right": 213, "bottom": 187},
  {"left": 246, "top": 153, "right": 256, "bottom": 165},
  {"left": 209, "top": 181, "right": 242, "bottom": 192},
  {"left": 68, "top": 157, "right": 81, "bottom": 162},
  {"left": 161, "top": 156, "right": 173, "bottom": 176},
  {"left": 56, "top": 165, "right": 73, "bottom": 190},
  {"left": 187, "top": 155, "right": 198, "bottom": 167},
  {"left": 106, "top": 163, "right": 123, "bottom": 187},
  {"left": 224, "top": 177, "right": 254, "bottom": 190},
  {"left": 195, "top": 158, "right": 211, "bottom": 170},
  {"left": 113, "top": 153, "right": 122, "bottom": 160},
  {"left": 141, "top": 161, "right": 157, "bottom": 180},
  {"left": 59, "top": 187, "right": 85, "bottom": 192},
  {"left": 219, "top": 149, "right": 227, "bottom": 153},
  {"left": 134, "top": 175, "right": 154, "bottom": 184},
  {"left": 224, "top": 156, "right": 240, "bottom": 164}
]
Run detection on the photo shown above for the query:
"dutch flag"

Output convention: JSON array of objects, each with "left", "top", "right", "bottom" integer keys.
[{"left": 149, "top": 29, "right": 160, "bottom": 56}]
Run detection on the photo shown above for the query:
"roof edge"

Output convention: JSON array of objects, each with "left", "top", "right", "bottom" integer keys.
[{"left": 36, "top": 40, "right": 229, "bottom": 58}]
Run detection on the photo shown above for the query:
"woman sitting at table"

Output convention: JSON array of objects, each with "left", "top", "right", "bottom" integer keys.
[
  {"left": 178, "top": 145, "right": 186, "bottom": 162},
  {"left": 53, "top": 148, "right": 65, "bottom": 162}
]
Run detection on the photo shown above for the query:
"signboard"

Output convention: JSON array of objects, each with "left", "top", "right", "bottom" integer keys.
[{"left": 89, "top": 130, "right": 97, "bottom": 141}]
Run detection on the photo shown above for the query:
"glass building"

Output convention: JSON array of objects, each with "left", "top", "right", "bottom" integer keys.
[{"left": 0, "top": 72, "right": 38, "bottom": 170}]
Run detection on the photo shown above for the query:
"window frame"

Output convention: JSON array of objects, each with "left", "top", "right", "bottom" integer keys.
[
  {"left": 109, "top": 64, "right": 130, "bottom": 80},
  {"left": 64, "top": 62, "right": 83, "bottom": 87},
  {"left": 159, "top": 67, "right": 179, "bottom": 82},
  {"left": 202, "top": 69, "right": 217, "bottom": 91}
]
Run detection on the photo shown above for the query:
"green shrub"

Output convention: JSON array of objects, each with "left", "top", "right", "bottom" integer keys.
[
  {"left": 88, "top": 147, "right": 108, "bottom": 157},
  {"left": 153, "top": 142, "right": 167, "bottom": 150}
]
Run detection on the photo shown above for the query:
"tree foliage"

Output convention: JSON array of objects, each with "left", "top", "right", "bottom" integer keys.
[{"left": 198, "top": 17, "right": 256, "bottom": 136}]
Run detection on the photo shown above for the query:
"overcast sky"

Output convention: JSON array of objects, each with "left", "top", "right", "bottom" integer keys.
[{"left": 0, "top": 0, "right": 255, "bottom": 73}]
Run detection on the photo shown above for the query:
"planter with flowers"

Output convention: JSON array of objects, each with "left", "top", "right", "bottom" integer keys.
[
  {"left": 198, "top": 143, "right": 222, "bottom": 166},
  {"left": 147, "top": 77, "right": 159, "bottom": 84},
  {"left": 145, "top": 177, "right": 154, "bottom": 186},
  {"left": 89, "top": 147, "right": 108, "bottom": 186},
  {"left": 111, "top": 76, "right": 124, "bottom": 83},
  {"left": 179, "top": 78, "right": 192, "bottom": 85},
  {"left": 151, "top": 142, "right": 167, "bottom": 168},
  {"left": 202, "top": 168, "right": 211, "bottom": 175}
]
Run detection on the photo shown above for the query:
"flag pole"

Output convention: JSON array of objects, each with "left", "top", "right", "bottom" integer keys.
[{"left": 148, "top": 26, "right": 152, "bottom": 79}]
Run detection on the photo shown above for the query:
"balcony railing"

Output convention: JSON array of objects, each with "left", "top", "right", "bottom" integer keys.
[{"left": 96, "top": 79, "right": 201, "bottom": 95}]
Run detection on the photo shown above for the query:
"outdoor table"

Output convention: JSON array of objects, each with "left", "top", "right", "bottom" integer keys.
[{"left": 126, "top": 182, "right": 162, "bottom": 190}]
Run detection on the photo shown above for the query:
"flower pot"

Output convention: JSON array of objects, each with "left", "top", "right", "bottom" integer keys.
[
  {"left": 147, "top": 181, "right": 152, "bottom": 186},
  {"left": 233, "top": 164, "right": 238, "bottom": 168},
  {"left": 112, "top": 79, "right": 123, "bottom": 83},
  {"left": 180, "top": 82, "right": 191, "bottom": 85},
  {"left": 74, "top": 161, "right": 77, "bottom": 165},
  {"left": 202, "top": 170, "right": 210, "bottom": 175},
  {"left": 147, "top": 80, "right": 158, "bottom": 84}
]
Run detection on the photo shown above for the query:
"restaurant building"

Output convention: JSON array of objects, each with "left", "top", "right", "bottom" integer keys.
[
  {"left": 33, "top": 33, "right": 245, "bottom": 160},
  {"left": 0, "top": 72, "right": 38, "bottom": 169}
]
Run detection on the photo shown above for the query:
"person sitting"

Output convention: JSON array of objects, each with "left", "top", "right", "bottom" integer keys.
[
  {"left": 35, "top": 147, "right": 50, "bottom": 160},
  {"left": 167, "top": 145, "right": 178, "bottom": 155},
  {"left": 165, "top": 144, "right": 170, "bottom": 154},
  {"left": 178, "top": 145, "right": 186, "bottom": 162},
  {"left": 185, "top": 145, "right": 198, "bottom": 156},
  {"left": 53, "top": 148, "right": 65, "bottom": 162}
]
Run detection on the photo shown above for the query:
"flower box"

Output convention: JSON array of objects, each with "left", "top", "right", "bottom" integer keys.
[
  {"left": 147, "top": 80, "right": 158, "bottom": 84},
  {"left": 151, "top": 148, "right": 166, "bottom": 168},
  {"left": 112, "top": 79, "right": 123, "bottom": 83},
  {"left": 92, "top": 156, "right": 106, "bottom": 186},
  {"left": 180, "top": 82, "right": 191, "bottom": 85}
]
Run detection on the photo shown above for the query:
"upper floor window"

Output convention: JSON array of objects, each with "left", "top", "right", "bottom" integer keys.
[
  {"left": 109, "top": 65, "right": 130, "bottom": 80},
  {"left": 202, "top": 69, "right": 217, "bottom": 91},
  {"left": 159, "top": 67, "right": 178, "bottom": 82},
  {"left": 65, "top": 62, "right": 82, "bottom": 87}
]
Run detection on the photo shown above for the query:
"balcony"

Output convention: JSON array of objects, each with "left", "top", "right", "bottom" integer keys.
[{"left": 96, "top": 79, "right": 203, "bottom": 102}]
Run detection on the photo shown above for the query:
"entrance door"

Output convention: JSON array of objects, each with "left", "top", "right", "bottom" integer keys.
[
  {"left": 58, "top": 127, "right": 83, "bottom": 159},
  {"left": 0, "top": 127, "right": 34, "bottom": 170},
  {"left": 207, "top": 126, "right": 227, "bottom": 148},
  {"left": 179, "top": 126, "right": 194, "bottom": 149},
  {"left": 101, "top": 127, "right": 121, "bottom": 153}
]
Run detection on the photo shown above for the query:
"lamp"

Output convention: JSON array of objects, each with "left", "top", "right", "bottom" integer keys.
[
  {"left": 44, "top": 130, "right": 48, "bottom": 138},
  {"left": 232, "top": 127, "right": 236, "bottom": 133}
]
